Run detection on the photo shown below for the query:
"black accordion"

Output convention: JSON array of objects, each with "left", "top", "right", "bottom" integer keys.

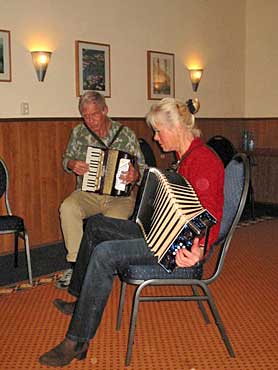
[
  {"left": 82, "top": 147, "right": 135, "bottom": 196},
  {"left": 135, "top": 168, "right": 217, "bottom": 272}
]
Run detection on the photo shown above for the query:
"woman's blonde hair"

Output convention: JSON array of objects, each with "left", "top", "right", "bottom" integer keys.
[{"left": 146, "top": 97, "right": 201, "bottom": 137}]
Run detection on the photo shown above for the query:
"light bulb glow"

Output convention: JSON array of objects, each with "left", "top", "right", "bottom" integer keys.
[
  {"left": 187, "top": 68, "right": 203, "bottom": 92},
  {"left": 31, "top": 51, "right": 52, "bottom": 81}
]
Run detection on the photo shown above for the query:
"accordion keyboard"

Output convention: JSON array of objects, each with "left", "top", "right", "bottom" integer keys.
[{"left": 82, "top": 147, "right": 104, "bottom": 192}]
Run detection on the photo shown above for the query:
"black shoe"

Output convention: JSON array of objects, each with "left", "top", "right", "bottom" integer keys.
[
  {"left": 39, "top": 338, "right": 88, "bottom": 367},
  {"left": 53, "top": 298, "right": 76, "bottom": 315}
]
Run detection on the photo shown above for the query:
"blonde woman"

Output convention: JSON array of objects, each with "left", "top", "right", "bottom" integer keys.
[{"left": 39, "top": 98, "right": 224, "bottom": 367}]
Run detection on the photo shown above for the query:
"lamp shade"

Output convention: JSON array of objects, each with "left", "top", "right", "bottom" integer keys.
[
  {"left": 188, "top": 69, "right": 203, "bottom": 92},
  {"left": 31, "top": 51, "right": 52, "bottom": 81}
]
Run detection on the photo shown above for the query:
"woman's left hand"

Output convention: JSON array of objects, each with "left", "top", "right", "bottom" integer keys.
[{"left": 175, "top": 238, "right": 202, "bottom": 268}]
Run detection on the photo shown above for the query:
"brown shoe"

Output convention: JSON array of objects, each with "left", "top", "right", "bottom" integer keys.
[
  {"left": 39, "top": 338, "right": 88, "bottom": 367},
  {"left": 53, "top": 298, "right": 76, "bottom": 315}
]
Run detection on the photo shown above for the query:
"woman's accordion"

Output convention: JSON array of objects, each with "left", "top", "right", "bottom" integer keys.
[{"left": 135, "top": 168, "right": 217, "bottom": 272}]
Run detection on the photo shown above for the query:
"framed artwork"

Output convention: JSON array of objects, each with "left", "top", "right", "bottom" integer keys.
[
  {"left": 147, "top": 50, "right": 175, "bottom": 100},
  {"left": 0, "top": 29, "right": 11, "bottom": 82},
  {"left": 75, "top": 40, "right": 111, "bottom": 97}
]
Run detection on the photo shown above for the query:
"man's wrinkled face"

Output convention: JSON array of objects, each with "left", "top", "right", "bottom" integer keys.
[{"left": 82, "top": 102, "right": 107, "bottom": 134}]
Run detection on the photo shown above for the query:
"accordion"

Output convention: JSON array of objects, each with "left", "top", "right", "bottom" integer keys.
[
  {"left": 135, "top": 168, "right": 217, "bottom": 272},
  {"left": 82, "top": 147, "right": 135, "bottom": 196}
]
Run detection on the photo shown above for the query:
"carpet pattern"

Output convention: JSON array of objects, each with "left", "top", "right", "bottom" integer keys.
[{"left": 0, "top": 218, "right": 278, "bottom": 369}]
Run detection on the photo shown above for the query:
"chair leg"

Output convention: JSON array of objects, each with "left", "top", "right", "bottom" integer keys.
[
  {"left": 125, "top": 285, "right": 142, "bottom": 366},
  {"left": 192, "top": 285, "right": 210, "bottom": 324},
  {"left": 23, "top": 231, "right": 33, "bottom": 285},
  {"left": 249, "top": 181, "right": 256, "bottom": 220},
  {"left": 202, "top": 284, "right": 235, "bottom": 357},
  {"left": 14, "top": 232, "right": 19, "bottom": 268},
  {"left": 116, "top": 281, "right": 127, "bottom": 331}
]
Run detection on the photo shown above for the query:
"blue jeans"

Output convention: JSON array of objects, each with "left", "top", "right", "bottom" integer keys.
[
  {"left": 66, "top": 214, "right": 199, "bottom": 342},
  {"left": 66, "top": 237, "right": 156, "bottom": 342},
  {"left": 68, "top": 214, "right": 143, "bottom": 298}
]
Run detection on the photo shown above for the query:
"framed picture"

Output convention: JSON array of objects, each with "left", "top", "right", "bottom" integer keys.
[
  {"left": 75, "top": 40, "right": 111, "bottom": 97},
  {"left": 147, "top": 50, "right": 175, "bottom": 100},
  {"left": 0, "top": 29, "right": 11, "bottom": 82}
]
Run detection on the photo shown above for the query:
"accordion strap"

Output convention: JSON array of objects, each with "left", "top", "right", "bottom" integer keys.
[
  {"left": 86, "top": 124, "right": 124, "bottom": 149},
  {"left": 170, "top": 143, "right": 203, "bottom": 171},
  {"left": 108, "top": 125, "right": 124, "bottom": 147}
]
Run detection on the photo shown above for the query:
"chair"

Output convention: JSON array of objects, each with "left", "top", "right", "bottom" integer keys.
[
  {"left": 207, "top": 135, "right": 237, "bottom": 168},
  {"left": 0, "top": 157, "right": 33, "bottom": 285},
  {"left": 207, "top": 135, "right": 255, "bottom": 220},
  {"left": 139, "top": 138, "right": 157, "bottom": 167},
  {"left": 116, "top": 152, "right": 250, "bottom": 366}
]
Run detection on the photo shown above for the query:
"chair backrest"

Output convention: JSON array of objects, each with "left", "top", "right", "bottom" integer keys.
[
  {"left": 205, "top": 152, "right": 250, "bottom": 283},
  {"left": 207, "top": 135, "right": 237, "bottom": 168},
  {"left": 139, "top": 138, "right": 157, "bottom": 167},
  {"left": 0, "top": 158, "right": 12, "bottom": 214},
  {"left": 0, "top": 158, "right": 8, "bottom": 198}
]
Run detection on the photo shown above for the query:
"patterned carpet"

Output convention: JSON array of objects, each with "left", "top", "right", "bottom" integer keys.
[
  {"left": 0, "top": 216, "right": 274, "bottom": 296},
  {"left": 0, "top": 218, "right": 278, "bottom": 369}
]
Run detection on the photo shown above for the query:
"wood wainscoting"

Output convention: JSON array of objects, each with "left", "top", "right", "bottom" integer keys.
[
  {"left": 0, "top": 118, "right": 173, "bottom": 254},
  {"left": 197, "top": 117, "right": 278, "bottom": 205},
  {"left": 0, "top": 116, "right": 278, "bottom": 254}
]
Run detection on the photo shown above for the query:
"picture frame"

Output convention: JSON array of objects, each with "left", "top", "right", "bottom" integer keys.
[
  {"left": 75, "top": 40, "right": 111, "bottom": 97},
  {"left": 147, "top": 50, "right": 175, "bottom": 100},
  {"left": 0, "top": 29, "right": 11, "bottom": 82}
]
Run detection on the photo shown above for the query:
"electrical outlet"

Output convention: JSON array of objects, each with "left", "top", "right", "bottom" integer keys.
[{"left": 21, "top": 102, "right": 29, "bottom": 115}]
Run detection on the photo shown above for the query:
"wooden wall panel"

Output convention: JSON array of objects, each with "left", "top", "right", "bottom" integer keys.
[
  {"left": 197, "top": 117, "right": 278, "bottom": 206},
  {"left": 0, "top": 121, "right": 76, "bottom": 254},
  {"left": 0, "top": 118, "right": 173, "bottom": 254},
  {"left": 0, "top": 116, "right": 277, "bottom": 254}
]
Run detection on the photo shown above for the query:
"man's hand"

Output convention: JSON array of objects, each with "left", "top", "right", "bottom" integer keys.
[
  {"left": 175, "top": 238, "right": 202, "bottom": 268},
  {"left": 119, "top": 162, "right": 140, "bottom": 185},
  {"left": 67, "top": 160, "right": 89, "bottom": 176}
]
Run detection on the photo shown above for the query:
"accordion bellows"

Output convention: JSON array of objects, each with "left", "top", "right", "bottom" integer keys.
[{"left": 135, "top": 168, "right": 217, "bottom": 272}]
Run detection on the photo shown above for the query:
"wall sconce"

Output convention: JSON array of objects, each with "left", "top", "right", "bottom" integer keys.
[
  {"left": 31, "top": 51, "right": 52, "bottom": 81},
  {"left": 188, "top": 68, "right": 203, "bottom": 92}
]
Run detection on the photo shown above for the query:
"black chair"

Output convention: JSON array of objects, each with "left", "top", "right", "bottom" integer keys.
[
  {"left": 0, "top": 157, "right": 32, "bottom": 285},
  {"left": 139, "top": 138, "right": 157, "bottom": 167},
  {"left": 116, "top": 153, "right": 250, "bottom": 366},
  {"left": 207, "top": 135, "right": 255, "bottom": 220},
  {"left": 207, "top": 135, "right": 237, "bottom": 168}
]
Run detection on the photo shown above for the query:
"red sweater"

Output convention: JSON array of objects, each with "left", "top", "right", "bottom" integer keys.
[{"left": 177, "top": 138, "right": 224, "bottom": 252}]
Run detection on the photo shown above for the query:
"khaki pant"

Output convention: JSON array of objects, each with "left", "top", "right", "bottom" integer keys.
[{"left": 59, "top": 190, "right": 136, "bottom": 262}]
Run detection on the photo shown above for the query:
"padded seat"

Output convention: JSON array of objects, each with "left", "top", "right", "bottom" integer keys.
[
  {"left": 120, "top": 263, "right": 202, "bottom": 281},
  {"left": 0, "top": 215, "right": 25, "bottom": 231},
  {"left": 0, "top": 157, "right": 33, "bottom": 285}
]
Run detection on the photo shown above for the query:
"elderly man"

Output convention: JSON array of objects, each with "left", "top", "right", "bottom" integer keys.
[{"left": 57, "top": 91, "right": 145, "bottom": 288}]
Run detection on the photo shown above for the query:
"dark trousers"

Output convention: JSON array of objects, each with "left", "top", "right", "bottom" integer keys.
[
  {"left": 66, "top": 214, "right": 156, "bottom": 342},
  {"left": 68, "top": 214, "right": 143, "bottom": 298},
  {"left": 66, "top": 214, "right": 200, "bottom": 342}
]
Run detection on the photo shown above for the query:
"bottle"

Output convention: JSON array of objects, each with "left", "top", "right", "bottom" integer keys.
[
  {"left": 248, "top": 133, "right": 255, "bottom": 151},
  {"left": 242, "top": 130, "right": 249, "bottom": 152}
]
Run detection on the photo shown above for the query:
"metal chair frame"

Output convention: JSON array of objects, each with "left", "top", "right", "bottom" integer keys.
[
  {"left": 0, "top": 157, "right": 32, "bottom": 284},
  {"left": 116, "top": 153, "right": 250, "bottom": 366}
]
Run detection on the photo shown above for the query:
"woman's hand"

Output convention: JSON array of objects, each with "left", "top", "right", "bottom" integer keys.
[
  {"left": 175, "top": 238, "right": 202, "bottom": 268},
  {"left": 67, "top": 160, "right": 89, "bottom": 176}
]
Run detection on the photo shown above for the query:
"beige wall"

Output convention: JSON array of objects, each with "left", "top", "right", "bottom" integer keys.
[
  {"left": 0, "top": 0, "right": 246, "bottom": 118},
  {"left": 245, "top": 0, "right": 278, "bottom": 117}
]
